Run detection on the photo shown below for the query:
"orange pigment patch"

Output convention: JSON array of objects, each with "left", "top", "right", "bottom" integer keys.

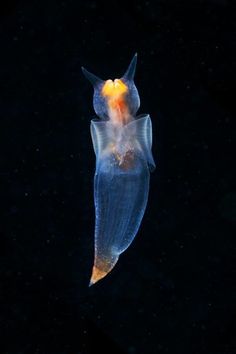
[
  {"left": 89, "top": 255, "right": 118, "bottom": 286},
  {"left": 102, "top": 79, "right": 129, "bottom": 121},
  {"left": 102, "top": 79, "right": 128, "bottom": 118},
  {"left": 115, "top": 150, "right": 135, "bottom": 170},
  {"left": 89, "top": 265, "right": 108, "bottom": 286},
  {"left": 109, "top": 96, "right": 126, "bottom": 110},
  {"left": 102, "top": 79, "right": 128, "bottom": 97}
]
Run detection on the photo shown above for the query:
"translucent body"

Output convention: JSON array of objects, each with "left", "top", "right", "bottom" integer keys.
[
  {"left": 90, "top": 115, "right": 155, "bottom": 283},
  {"left": 82, "top": 54, "right": 155, "bottom": 285}
]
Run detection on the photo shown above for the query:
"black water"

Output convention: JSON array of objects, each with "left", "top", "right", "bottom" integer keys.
[{"left": 1, "top": 1, "right": 235, "bottom": 353}]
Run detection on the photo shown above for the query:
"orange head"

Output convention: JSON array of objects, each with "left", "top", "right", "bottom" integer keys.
[{"left": 82, "top": 54, "right": 140, "bottom": 122}]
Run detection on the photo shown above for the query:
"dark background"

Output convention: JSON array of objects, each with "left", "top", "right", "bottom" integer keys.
[{"left": 1, "top": 0, "right": 235, "bottom": 353}]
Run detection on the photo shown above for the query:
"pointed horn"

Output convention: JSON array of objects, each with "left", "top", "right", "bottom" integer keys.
[
  {"left": 81, "top": 66, "right": 104, "bottom": 86},
  {"left": 123, "top": 53, "right": 138, "bottom": 80}
]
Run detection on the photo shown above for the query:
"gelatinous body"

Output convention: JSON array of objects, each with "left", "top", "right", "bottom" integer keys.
[{"left": 82, "top": 54, "right": 155, "bottom": 285}]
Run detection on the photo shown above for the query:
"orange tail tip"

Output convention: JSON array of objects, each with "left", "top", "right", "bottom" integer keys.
[
  {"left": 89, "top": 266, "right": 108, "bottom": 286},
  {"left": 89, "top": 255, "right": 119, "bottom": 286}
]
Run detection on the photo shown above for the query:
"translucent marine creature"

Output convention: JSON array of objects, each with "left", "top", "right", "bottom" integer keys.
[{"left": 82, "top": 54, "right": 155, "bottom": 286}]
